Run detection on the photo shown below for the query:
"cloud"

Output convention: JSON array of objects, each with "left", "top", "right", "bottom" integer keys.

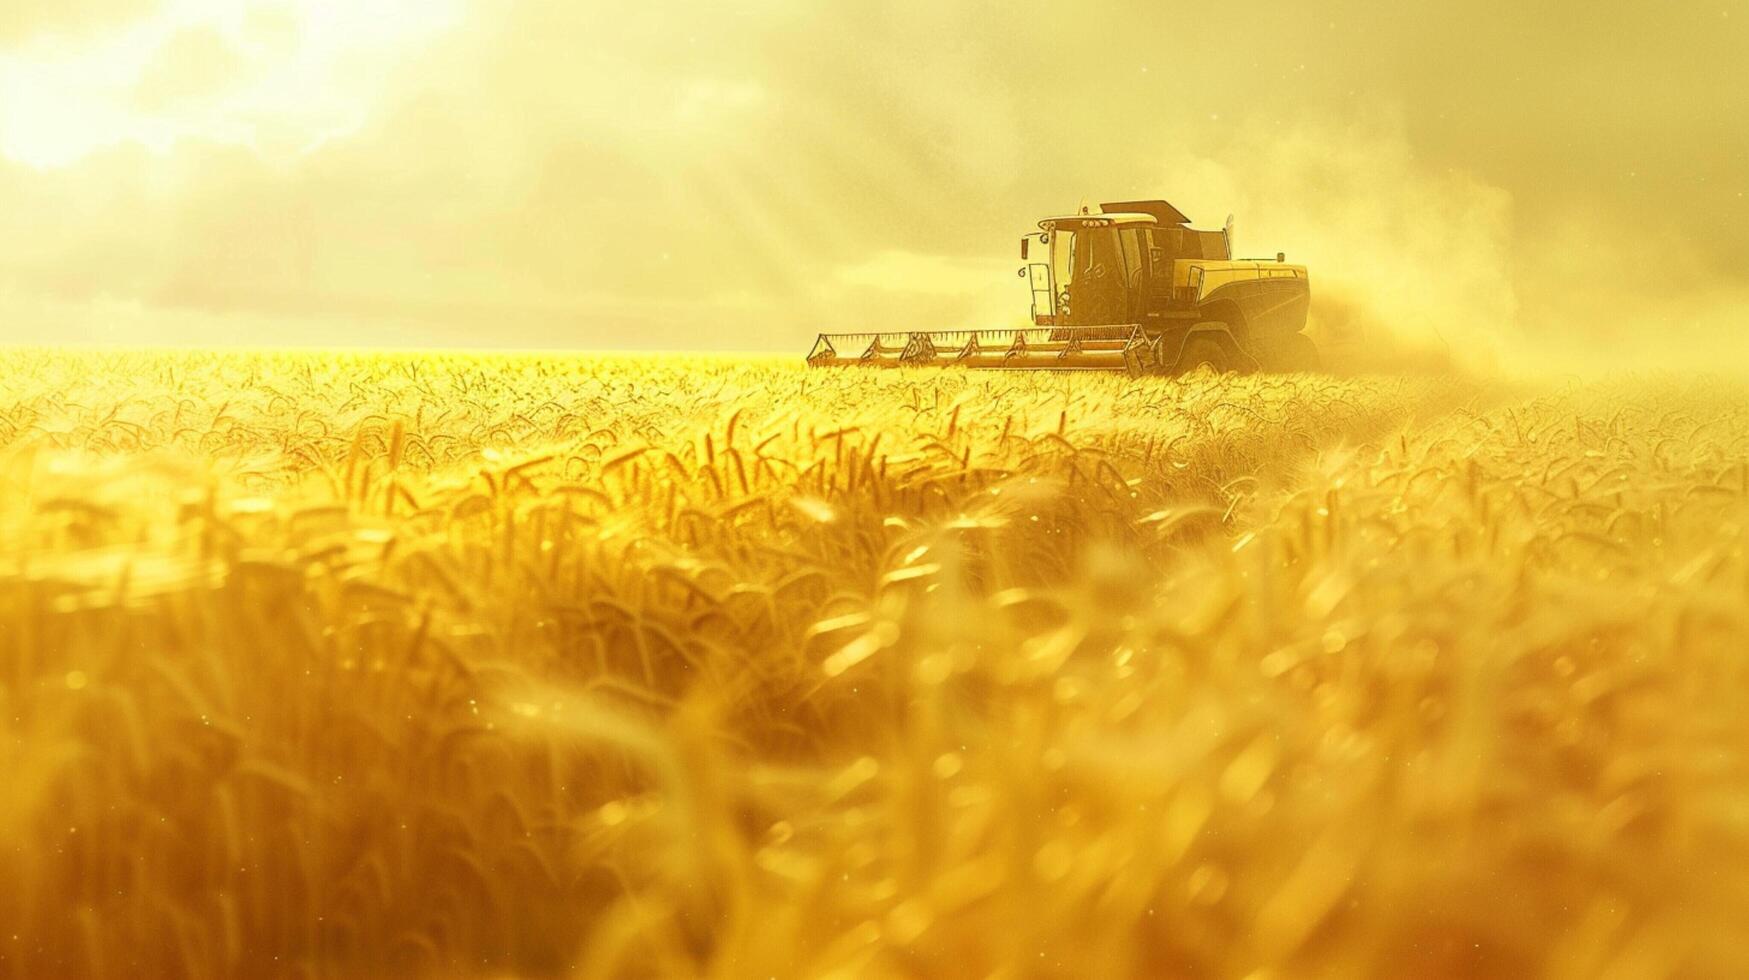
[
  {"left": 0, "top": 0, "right": 461, "bottom": 166},
  {"left": 130, "top": 25, "right": 248, "bottom": 111},
  {"left": 0, "top": 0, "right": 160, "bottom": 44}
]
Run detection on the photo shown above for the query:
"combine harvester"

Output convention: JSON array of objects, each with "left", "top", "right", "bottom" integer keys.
[{"left": 808, "top": 199, "right": 1316, "bottom": 375}]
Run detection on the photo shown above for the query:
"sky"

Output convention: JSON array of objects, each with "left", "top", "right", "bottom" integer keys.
[{"left": 0, "top": 0, "right": 1745, "bottom": 363}]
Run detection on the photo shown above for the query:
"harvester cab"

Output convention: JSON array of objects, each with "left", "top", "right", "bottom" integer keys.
[
  {"left": 808, "top": 198, "right": 1317, "bottom": 375},
  {"left": 1025, "top": 202, "right": 1224, "bottom": 327}
]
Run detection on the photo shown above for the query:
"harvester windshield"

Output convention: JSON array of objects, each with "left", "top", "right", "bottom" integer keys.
[
  {"left": 1045, "top": 222, "right": 1137, "bottom": 325},
  {"left": 1049, "top": 231, "right": 1075, "bottom": 316}
]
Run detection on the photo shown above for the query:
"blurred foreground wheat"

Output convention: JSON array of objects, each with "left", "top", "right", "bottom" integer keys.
[{"left": 3, "top": 348, "right": 1749, "bottom": 978}]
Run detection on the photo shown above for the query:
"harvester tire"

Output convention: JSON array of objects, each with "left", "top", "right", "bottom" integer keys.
[{"left": 1177, "top": 337, "right": 1230, "bottom": 376}]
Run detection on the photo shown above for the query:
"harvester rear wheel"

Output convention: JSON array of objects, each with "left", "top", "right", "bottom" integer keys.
[{"left": 1177, "top": 337, "right": 1230, "bottom": 376}]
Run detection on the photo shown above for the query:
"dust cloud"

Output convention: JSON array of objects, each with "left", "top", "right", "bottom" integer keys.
[{"left": 1166, "top": 110, "right": 1749, "bottom": 376}]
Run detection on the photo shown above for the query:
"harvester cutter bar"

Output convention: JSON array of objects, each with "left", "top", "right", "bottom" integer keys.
[{"left": 807, "top": 325, "right": 1147, "bottom": 373}]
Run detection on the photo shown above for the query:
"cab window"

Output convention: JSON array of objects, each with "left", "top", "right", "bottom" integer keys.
[
  {"left": 1083, "top": 229, "right": 1120, "bottom": 277},
  {"left": 1052, "top": 231, "right": 1076, "bottom": 290},
  {"left": 1196, "top": 231, "right": 1229, "bottom": 260},
  {"left": 1117, "top": 228, "right": 1143, "bottom": 283}
]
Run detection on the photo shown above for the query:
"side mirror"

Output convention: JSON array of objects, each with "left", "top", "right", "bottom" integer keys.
[
  {"left": 1020, "top": 238, "right": 1029, "bottom": 260},
  {"left": 1276, "top": 252, "right": 1286, "bottom": 263}
]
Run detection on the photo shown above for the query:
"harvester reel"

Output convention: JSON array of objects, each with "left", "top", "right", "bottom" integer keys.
[
  {"left": 1120, "top": 328, "right": 1162, "bottom": 377},
  {"left": 901, "top": 332, "right": 939, "bottom": 365}
]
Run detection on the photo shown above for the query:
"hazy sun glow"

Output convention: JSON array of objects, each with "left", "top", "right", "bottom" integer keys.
[{"left": 0, "top": 0, "right": 460, "bottom": 168}]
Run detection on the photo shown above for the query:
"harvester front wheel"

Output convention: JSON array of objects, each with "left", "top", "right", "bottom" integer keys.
[{"left": 1176, "top": 337, "right": 1230, "bottom": 376}]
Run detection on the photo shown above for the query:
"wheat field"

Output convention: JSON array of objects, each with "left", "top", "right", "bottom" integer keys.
[{"left": 3, "top": 348, "right": 1748, "bottom": 978}]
